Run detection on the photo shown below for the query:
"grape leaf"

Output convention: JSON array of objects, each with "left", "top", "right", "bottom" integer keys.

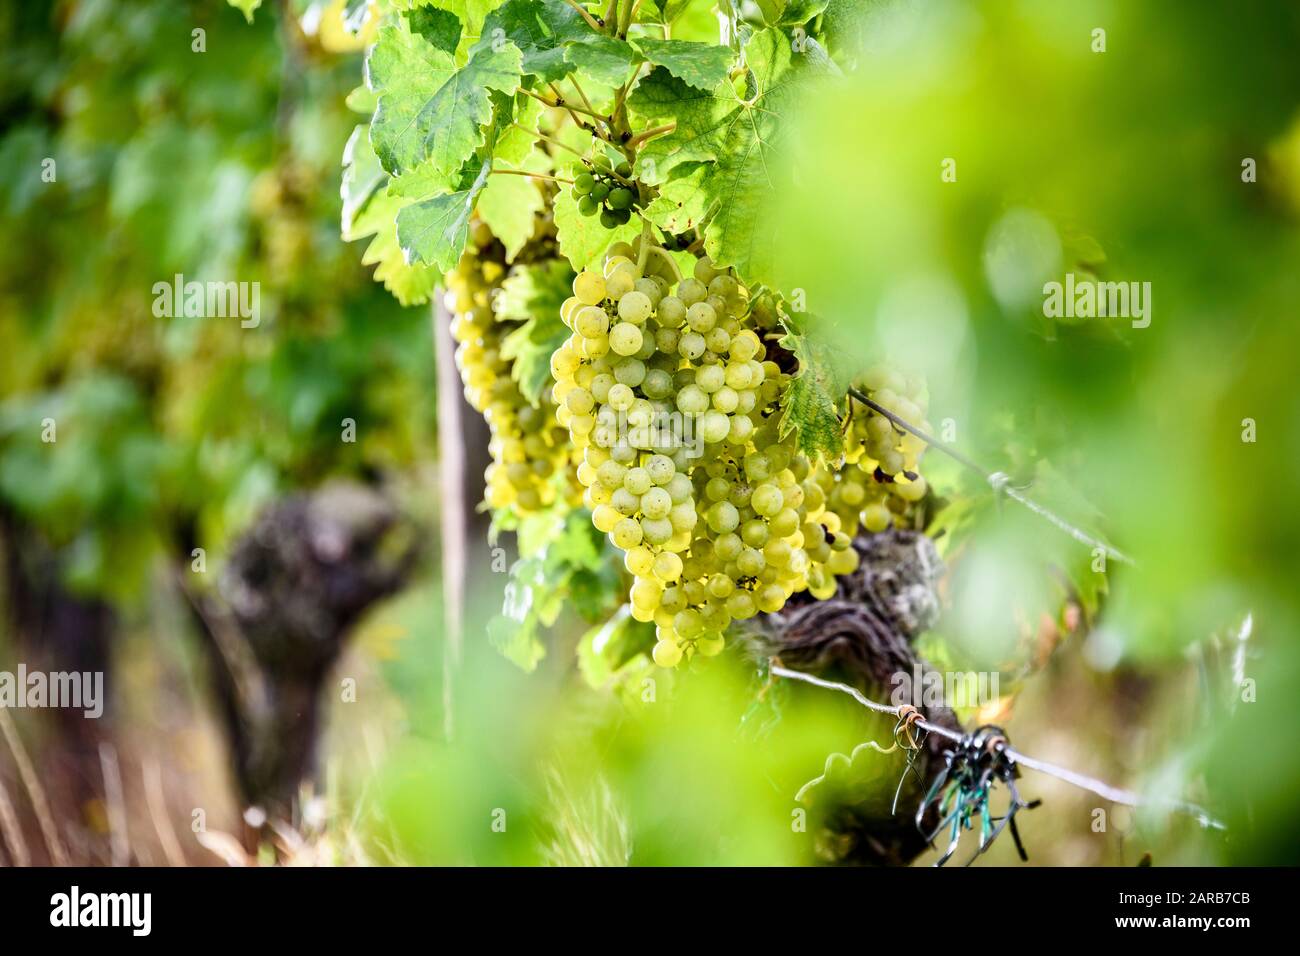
[
  {"left": 340, "top": 125, "right": 386, "bottom": 236},
  {"left": 367, "top": 18, "right": 521, "bottom": 181},
  {"left": 631, "top": 37, "right": 734, "bottom": 91},
  {"left": 644, "top": 0, "right": 693, "bottom": 23},
  {"left": 344, "top": 187, "right": 439, "bottom": 305},
  {"left": 630, "top": 29, "right": 816, "bottom": 286},
  {"left": 553, "top": 186, "right": 642, "bottom": 271},
  {"left": 440, "top": 0, "right": 509, "bottom": 35},
  {"left": 227, "top": 0, "right": 261, "bottom": 23},
  {"left": 396, "top": 160, "right": 493, "bottom": 273},
  {"left": 767, "top": 0, "right": 829, "bottom": 26},
  {"left": 345, "top": 84, "right": 377, "bottom": 115},
  {"left": 641, "top": 161, "right": 714, "bottom": 234},
  {"left": 503, "top": 311, "right": 572, "bottom": 404},
  {"left": 340, "top": 127, "right": 439, "bottom": 304},
  {"left": 777, "top": 322, "right": 848, "bottom": 461},
  {"left": 476, "top": 155, "right": 547, "bottom": 260},
  {"left": 498, "top": 259, "right": 574, "bottom": 404},
  {"left": 564, "top": 35, "right": 642, "bottom": 87},
  {"left": 406, "top": 5, "right": 463, "bottom": 54},
  {"left": 480, "top": 0, "right": 593, "bottom": 83},
  {"left": 489, "top": 558, "right": 548, "bottom": 671},
  {"left": 489, "top": 509, "right": 617, "bottom": 671},
  {"left": 577, "top": 607, "right": 656, "bottom": 689},
  {"left": 494, "top": 92, "right": 545, "bottom": 166},
  {"left": 497, "top": 257, "right": 574, "bottom": 324}
]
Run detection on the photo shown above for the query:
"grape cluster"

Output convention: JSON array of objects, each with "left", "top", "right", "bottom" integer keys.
[
  {"left": 819, "top": 364, "right": 931, "bottom": 539},
  {"left": 445, "top": 225, "right": 577, "bottom": 513},
  {"left": 550, "top": 238, "right": 861, "bottom": 667},
  {"left": 569, "top": 156, "right": 638, "bottom": 230}
]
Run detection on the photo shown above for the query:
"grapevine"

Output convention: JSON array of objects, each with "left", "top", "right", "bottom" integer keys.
[{"left": 324, "top": 0, "right": 1239, "bottom": 864}]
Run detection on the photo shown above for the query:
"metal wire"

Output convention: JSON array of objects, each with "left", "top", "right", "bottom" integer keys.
[
  {"left": 846, "top": 387, "right": 1135, "bottom": 565},
  {"left": 770, "top": 663, "right": 1225, "bottom": 830}
]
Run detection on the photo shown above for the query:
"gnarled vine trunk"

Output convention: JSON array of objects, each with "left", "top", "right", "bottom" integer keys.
[
  {"left": 759, "top": 530, "right": 962, "bottom": 866},
  {"left": 179, "top": 484, "right": 418, "bottom": 826}
]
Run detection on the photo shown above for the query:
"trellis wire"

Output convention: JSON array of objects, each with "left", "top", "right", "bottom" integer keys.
[
  {"left": 846, "top": 387, "right": 1135, "bottom": 565},
  {"left": 769, "top": 663, "right": 1225, "bottom": 831}
]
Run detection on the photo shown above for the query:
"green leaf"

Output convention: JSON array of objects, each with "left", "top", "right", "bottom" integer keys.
[
  {"left": 406, "top": 5, "right": 463, "bottom": 54},
  {"left": 777, "top": 322, "right": 848, "bottom": 462},
  {"left": 367, "top": 18, "right": 522, "bottom": 180},
  {"left": 489, "top": 557, "right": 548, "bottom": 671},
  {"left": 341, "top": 127, "right": 439, "bottom": 304},
  {"left": 497, "top": 256, "right": 575, "bottom": 323},
  {"left": 577, "top": 607, "right": 656, "bottom": 688},
  {"left": 645, "top": 0, "right": 697, "bottom": 25},
  {"left": 630, "top": 30, "right": 815, "bottom": 286},
  {"left": 396, "top": 160, "right": 493, "bottom": 273},
  {"left": 476, "top": 158, "right": 547, "bottom": 260},
  {"left": 499, "top": 260, "right": 575, "bottom": 404},
  {"left": 641, "top": 161, "right": 714, "bottom": 234},
  {"left": 493, "top": 92, "right": 546, "bottom": 166},
  {"left": 546, "top": 509, "right": 606, "bottom": 571},
  {"left": 630, "top": 37, "right": 734, "bottom": 91},
  {"left": 501, "top": 314, "right": 569, "bottom": 405},
  {"left": 340, "top": 125, "right": 386, "bottom": 237},
  {"left": 564, "top": 35, "right": 642, "bottom": 87},
  {"left": 345, "top": 187, "right": 439, "bottom": 305},
  {"left": 480, "top": 0, "right": 594, "bottom": 83},
  {"left": 487, "top": 510, "right": 617, "bottom": 671},
  {"left": 345, "top": 84, "right": 377, "bottom": 115},
  {"left": 440, "top": 0, "right": 509, "bottom": 35},
  {"left": 770, "top": 0, "right": 829, "bottom": 26},
  {"left": 227, "top": 0, "right": 262, "bottom": 23},
  {"left": 553, "top": 186, "right": 641, "bottom": 271}
]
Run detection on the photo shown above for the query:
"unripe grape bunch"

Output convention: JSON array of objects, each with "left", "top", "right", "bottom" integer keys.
[
  {"left": 549, "top": 236, "right": 866, "bottom": 668},
  {"left": 445, "top": 224, "right": 578, "bottom": 514},
  {"left": 568, "top": 155, "right": 639, "bottom": 230}
]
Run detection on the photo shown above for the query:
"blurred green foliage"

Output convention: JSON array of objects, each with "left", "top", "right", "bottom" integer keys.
[{"left": 0, "top": 0, "right": 436, "bottom": 597}]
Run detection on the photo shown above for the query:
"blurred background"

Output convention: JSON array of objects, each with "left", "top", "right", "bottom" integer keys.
[{"left": 0, "top": 0, "right": 1297, "bottom": 866}]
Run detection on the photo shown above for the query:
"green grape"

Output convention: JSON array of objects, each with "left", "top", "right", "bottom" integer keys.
[
  {"left": 609, "top": 322, "right": 643, "bottom": 356},
  {"left": 612, "top": 517, "right": 643, "bottom": 549},
  {"left": 574, "top": 270, "right": 606, "bottom": 305},
  {"left": 618, "top": 291, "right": 653, "bottom": 324},
  {"left": 652, "top": 639, "right": 682, "bottom": 668}
]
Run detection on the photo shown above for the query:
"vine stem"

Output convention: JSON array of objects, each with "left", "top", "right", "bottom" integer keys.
[
  {"left": 768, "top": 664, "right": 1225, "bottom": 830},
  {"left": 523, "top": 86, "right": 622, "bottom": 152},
  {"left": 519, "top": 125, "right": 585, "bottom": 160},
  {"left": 567, "top": 75, "right": 598, "bottom": 116},
  {"left": 563, "top": 0, "right": 602, "bottom": 32},
  {"left": 647, "top": 245, "right": 682, "bottom": 283},
  {"left": 521, "top": 86, "right": 604, "bottom": 122},
  {"left": 491, "top": 169, "right": 574, "bottom": 185},
  {"left": 627, "top": 122, "right": 676, "bottom": 149},
  {"left": 846, "top": 386, "right": 1134, "bottom": 566},
  {"left": 617, "top": 0, "right": 640, "bottom": 36},
  {"left": 636, "top": 219, "right": 652, "bottom": 273}
]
